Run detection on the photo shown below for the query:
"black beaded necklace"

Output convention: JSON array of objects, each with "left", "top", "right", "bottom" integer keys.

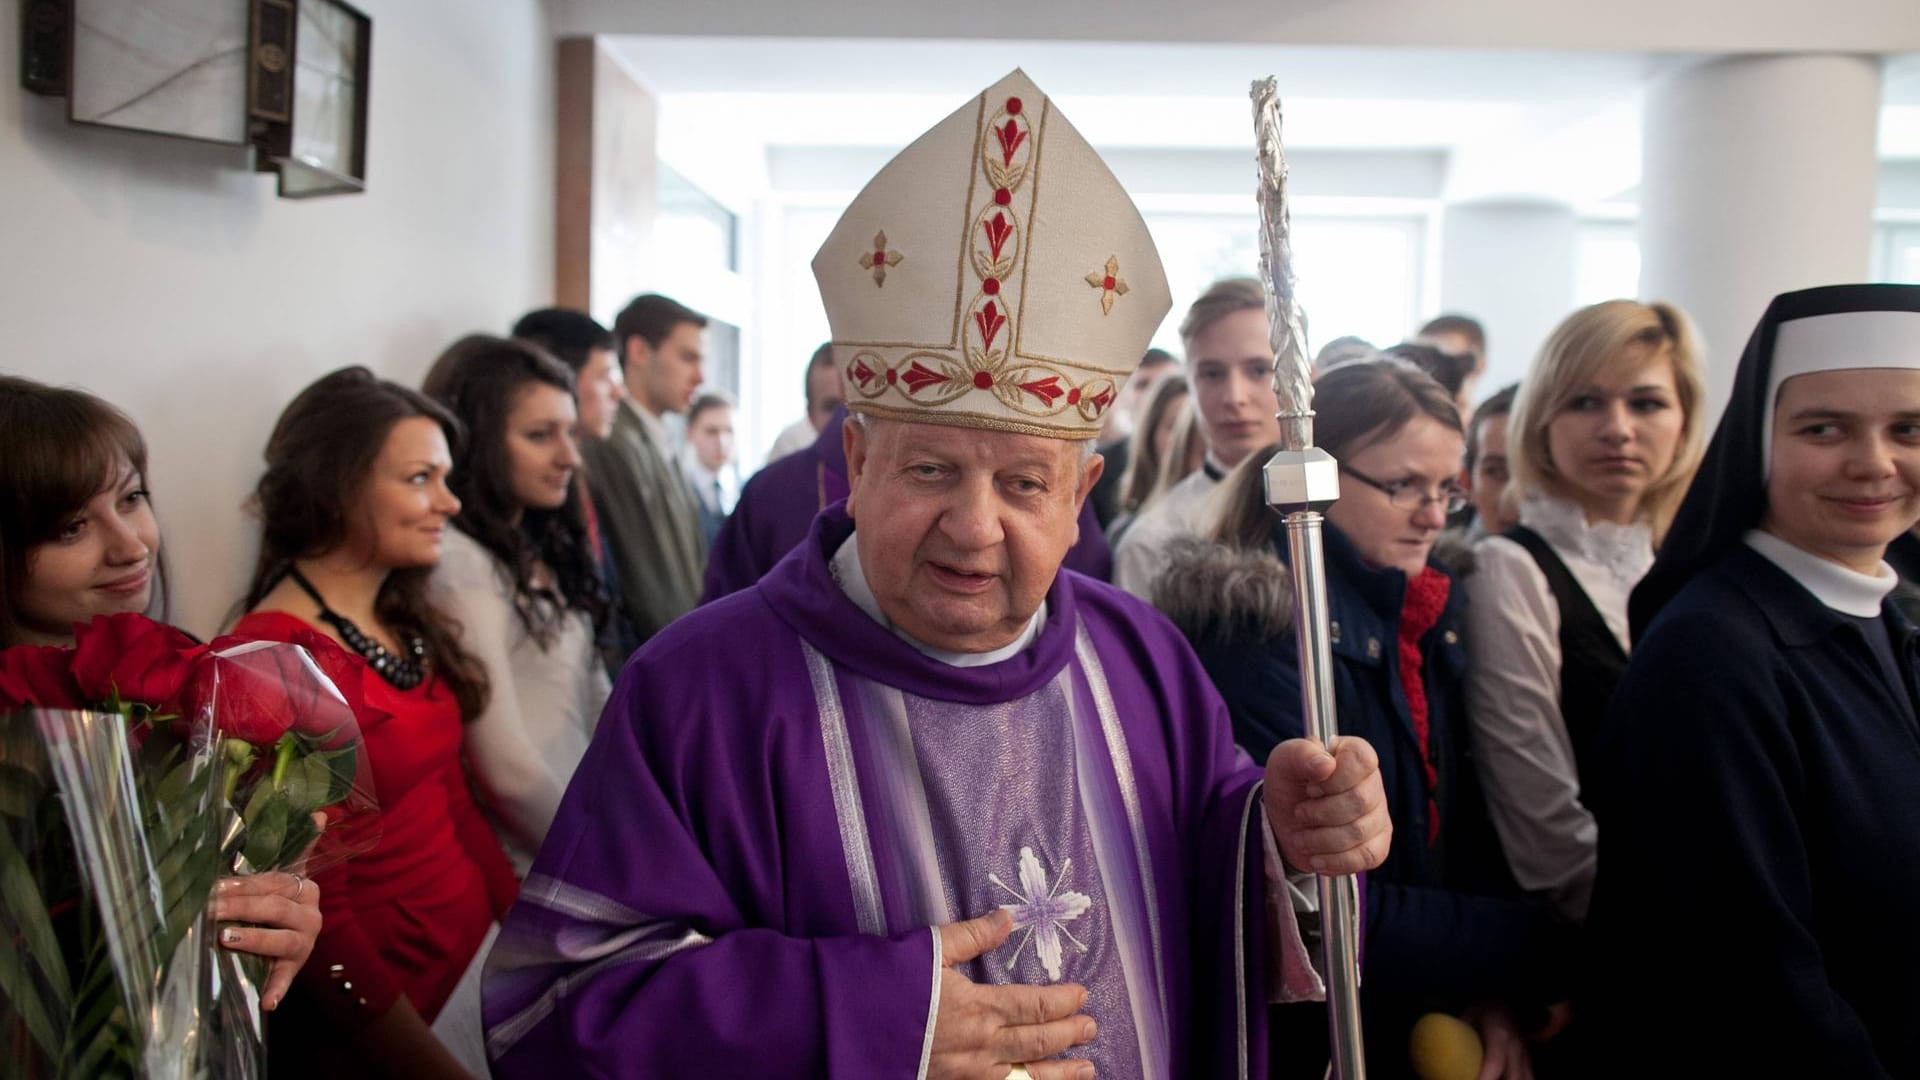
[{"left": 286, "top": 567, "right": 428, "bottom": 690}]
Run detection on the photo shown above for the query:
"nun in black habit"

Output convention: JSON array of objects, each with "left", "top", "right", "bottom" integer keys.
[{"left": 1585, "top": 283, "right": 1920, "bottom": 1078}]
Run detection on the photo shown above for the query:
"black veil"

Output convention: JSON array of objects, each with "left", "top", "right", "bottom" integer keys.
[{"left": 1629, "top": 283, "right": 1920, "bottom": 640}]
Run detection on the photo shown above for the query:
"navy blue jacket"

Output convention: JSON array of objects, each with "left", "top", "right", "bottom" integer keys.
[
  {"left": 1589, "top": 545, "right": 1920, "bottom": 1078},
  {"left": 1178, "top": 527, "right": 1572, "bottom": 1074}
]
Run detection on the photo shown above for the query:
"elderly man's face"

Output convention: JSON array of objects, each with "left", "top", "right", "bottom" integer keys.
[{"left": 844, "top": 417, "right": 1101, "bottom": 653}]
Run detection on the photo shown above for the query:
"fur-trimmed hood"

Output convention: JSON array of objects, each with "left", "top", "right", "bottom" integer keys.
[
  {"left": 1153, "top": 528, "right": 1478, "bottom": 648},
  {"left": 1153, "top": 536, "right": 1295, "bottom": 646}
]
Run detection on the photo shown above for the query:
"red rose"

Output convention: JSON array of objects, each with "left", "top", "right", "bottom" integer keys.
[
  {"left": 192, "top": 648, "right": 297, "bottom": 747},
  {"left": 274, "top": 630, "right": 383, "bottom": 736},
  {"left": 0, "top": 643, "right": 83, "bottom": 711},
  {"left": 203, "top": 630, "right": 382, "bottom": 748},
  {"left": 69, "top": 613, "right": 208, "bottom": 716}
]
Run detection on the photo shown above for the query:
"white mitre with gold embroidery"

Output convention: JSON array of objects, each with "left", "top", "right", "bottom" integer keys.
[{"left": 811, "top": 69, "right": 1172, "bottom": 441}]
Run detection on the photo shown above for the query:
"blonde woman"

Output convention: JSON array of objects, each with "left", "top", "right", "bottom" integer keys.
[{"left": 1463, "top": 300, "right": 1706, "bottom": 923}]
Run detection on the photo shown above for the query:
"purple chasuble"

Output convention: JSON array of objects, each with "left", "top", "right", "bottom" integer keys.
[
  {"left": 485, "top": 507, "right": 1278, "bottom": 1078},
  {"left": 701, "top": 407, "right": 1113, "bottom": 604}
]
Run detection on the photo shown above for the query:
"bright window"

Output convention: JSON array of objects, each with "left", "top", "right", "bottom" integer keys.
[
  {"left": 1876, "top": 223, "right": 1920, "bottom": 284},
  {"left": 1143, "top": 211, "right": 1426, "bottom": 355}
]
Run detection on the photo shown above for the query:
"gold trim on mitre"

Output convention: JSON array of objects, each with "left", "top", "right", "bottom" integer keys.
[{"left": 811, "top": 69, "right": 1171, "bottom": 440}]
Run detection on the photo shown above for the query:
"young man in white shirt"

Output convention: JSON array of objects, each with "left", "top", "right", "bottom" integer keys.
[{"left": 1114, "top": 278, "right": 1284, "bottom": 599}]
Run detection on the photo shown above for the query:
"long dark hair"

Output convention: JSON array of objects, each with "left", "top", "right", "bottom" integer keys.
[
  {"left": 0, "top": 376, "right": 169, "bottom": 646},
  {"left": 1212, "top": 358, "right": 1463, "bottom": 551},
  {"left": 421, "top": 335, "right": 607, "bottom": 645},
  {"left": 243, "top": 366, "right": 490, "bottom": 720}
]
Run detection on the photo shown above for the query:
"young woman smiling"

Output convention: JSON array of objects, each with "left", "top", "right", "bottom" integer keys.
[
  {"left": 0, "top": 376, "right": 322, "bottom": 1012},
  {"left": 1462, "top": 300, "right": 1707, "bottom": 924},
  {"left": 234, "top": 366, "right": 512, "bottom": 1079},
  {"left": 421, "top": 336, "right": 610, "bottom": 874}
]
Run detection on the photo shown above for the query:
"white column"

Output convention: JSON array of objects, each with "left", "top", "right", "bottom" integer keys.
[{"left": 1639, "top": 54, "right": 1882, "bottom": 409}]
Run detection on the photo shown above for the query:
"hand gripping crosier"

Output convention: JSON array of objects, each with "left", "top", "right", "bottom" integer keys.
[{"left": 1251, "top": 75, "right": 1368, "bottom": 1080}]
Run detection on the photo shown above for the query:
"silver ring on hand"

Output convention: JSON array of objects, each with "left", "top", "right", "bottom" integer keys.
[{"left": 290, "top": 873, "right": 307, "bottom": 900}]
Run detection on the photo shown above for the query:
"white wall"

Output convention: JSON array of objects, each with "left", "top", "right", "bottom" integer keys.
[
  {"left": 0, "top": 0, "right": 556, "bottom": 639},
  {"left": 1437, "top": 201, "right": 1579, "bottom": 394}
]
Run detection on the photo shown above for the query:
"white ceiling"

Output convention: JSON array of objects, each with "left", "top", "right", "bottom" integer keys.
[
  {"left": 606, "top": 38, "right": 1920, "bottom": 208},
  {"left": 609, "top": 37, "right": 1660, "bottom": 150},
  {"left": 564, "top": 0, "right": 1920, "bottom": 52}
]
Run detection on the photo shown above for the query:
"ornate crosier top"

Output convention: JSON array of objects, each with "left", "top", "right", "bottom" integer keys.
[{"left": 1251, "top": 77, "right": 1314, "bottom": 452}]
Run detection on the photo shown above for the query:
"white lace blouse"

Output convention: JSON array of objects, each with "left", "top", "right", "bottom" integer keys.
[{"left": 1463, "top": 493, "right": 1654, "bottom": 923}]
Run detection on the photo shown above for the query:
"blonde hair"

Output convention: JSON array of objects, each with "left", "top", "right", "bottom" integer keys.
[{"left": 1506, "top": 299, "right": 1706, "bottom": 544}]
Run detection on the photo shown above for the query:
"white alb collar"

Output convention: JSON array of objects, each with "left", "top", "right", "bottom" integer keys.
[
  {"left": 829, "top": 531, "right": 1045, "bottom": 667},
  {"left": 1744, "top": 528, "right": 1896, "bottom": 618}
]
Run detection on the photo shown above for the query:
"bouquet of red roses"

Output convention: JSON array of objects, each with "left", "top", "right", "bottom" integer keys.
[{"left": 0, "top": 613, "right": 379, "bottom": 1079}]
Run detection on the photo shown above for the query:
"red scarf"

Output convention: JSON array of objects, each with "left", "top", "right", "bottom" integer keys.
[{"left": 1397, "top": 567, "right": 1451, "bottom": 847}]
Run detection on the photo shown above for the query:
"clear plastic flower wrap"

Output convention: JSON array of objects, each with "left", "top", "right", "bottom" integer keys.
[{"left": 0, "top": 614, "right": 380, "bottom": 1078}]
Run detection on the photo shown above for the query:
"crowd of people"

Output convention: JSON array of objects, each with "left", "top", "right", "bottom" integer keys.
[{"left": 4, "top": 69, "right": 1919, "bottom": 1080}]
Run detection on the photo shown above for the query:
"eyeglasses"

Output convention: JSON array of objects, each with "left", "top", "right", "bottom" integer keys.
[{"left": 1341, "top": 465, "right": 1469, "bottom": 515}]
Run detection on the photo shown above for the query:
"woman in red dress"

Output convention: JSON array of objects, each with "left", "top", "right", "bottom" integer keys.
[{"left": 233, "top": 366, "right": 516, "bottom": 1079}]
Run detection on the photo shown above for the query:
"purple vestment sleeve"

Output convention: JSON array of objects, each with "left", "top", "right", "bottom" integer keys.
[{"left": 483, "top": 621, "right": 938, "bottom": 1077}]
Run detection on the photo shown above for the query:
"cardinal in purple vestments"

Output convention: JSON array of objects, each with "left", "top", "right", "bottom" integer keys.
[
  {"left": 484, "top": 499, "right": 1386, "bottom": 1077},
  {"left": 703, "top": 405, "right": 1114, "bottom": 604},
  {"left": 481, "top": 69, "right": 1390, "bottom": 1080}
]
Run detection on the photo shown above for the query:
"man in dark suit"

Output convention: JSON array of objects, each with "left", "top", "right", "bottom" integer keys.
[{"left": 580, "top": 293, "right": 711, "bottom": 645}]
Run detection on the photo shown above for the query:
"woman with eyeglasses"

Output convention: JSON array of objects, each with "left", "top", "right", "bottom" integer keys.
[
  {"left": 1157, "top": 358, "right": 1571, "bottom": 1080},
  {"left": 1463, "top": 300, "right": 1706, "bottom": 927}
]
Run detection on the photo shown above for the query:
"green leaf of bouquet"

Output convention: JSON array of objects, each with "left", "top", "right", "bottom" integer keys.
[
  {"left": 319, "top": 746, "right": 361, "bottom": 804},
  {"left": 243, "top": 763, "right": 281, "bottom": 813},
  {"left": 287, "top": 752, "right": 345, "bottom": 815},
  {"left": 0, "top": 822, "right": 72, "bottom": 1005},
  {"left": 0, "top": 931, "right": 62, "bottom": 1068},
  {"left": 70, "top": 997, "right": 136, "bottom": 1080},
  {"left": 270, "top": 810, "right": 322, "bottom": 872},
  {"left": 69, "top": 946, "right": 120, "bottom": 1037},
  {"left": 0, "top": 761, "right": 42, "bottom": 819},
  {"left": 279, "top": 754, "right": 317, "bottom": 814},
  {"left": 152, "top": 752, "right": 196, "bottom": 810},
  {"left": 0, "top": 822, "right": 70, "bottom": 1065},
  {"left": 242, "top": 794, "right": 290, "bottom": 873},
  {"left": 65, "top": 941, "right": 135, "bottom": 1079}
]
